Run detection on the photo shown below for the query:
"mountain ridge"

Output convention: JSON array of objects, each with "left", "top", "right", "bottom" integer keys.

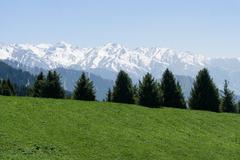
[
  {"left": 3, "top": 60, "right": 114, "bottom": 100},
  {"left": 1, "top": 42, "right": 240, "bottom": 94}
]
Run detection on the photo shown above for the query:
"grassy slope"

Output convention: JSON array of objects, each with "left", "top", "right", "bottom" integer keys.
[{"left": 0, "top": 96, "right": 240, "bottom": 160}]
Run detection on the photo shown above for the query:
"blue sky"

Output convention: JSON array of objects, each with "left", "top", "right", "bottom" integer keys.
[{"left": 1, "top": 0, "right": 240, "bottom": 57}]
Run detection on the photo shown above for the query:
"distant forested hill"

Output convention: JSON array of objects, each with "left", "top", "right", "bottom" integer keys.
[
  {"left": 3, "top": 61, "right": 114, "bottom": 100},
  {"left": 0, "top": 61, "right": 35, "bottom": 87},
  {"left": 0, "top": 61, "right": 36, "bottom": 95}
]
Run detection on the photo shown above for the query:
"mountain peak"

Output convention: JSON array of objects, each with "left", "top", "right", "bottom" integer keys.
[
  {"left": 54, "top": 41, "right": 72, "bottom": 48},
  {"left": 104, "top": 43, "right": 123, "bottom": 48}
]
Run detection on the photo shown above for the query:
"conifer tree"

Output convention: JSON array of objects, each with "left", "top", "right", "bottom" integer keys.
[
  {"left": 0, "top": 80, "right": 2, "bottom": 94},
  {"left": 175, "top": 82, "right": 187, "bottom": 108},
  {"left": 42, "top": 71, "right": 65, "bottom": 98},
  {"left": 7, "top": 79, "right": 16, "bottom": 96},
  {"left": 106, "top": 88, "right": 112, "bottom": 102},
  {"left": 132, "top": 84, "right": 139, "bottom": 104},
  {"left": 161, "top": 69, "right": 186, "bottom": 108},
  {"left": 221, "top": 80, "right": 237, "bottom": 113},
  {"left": 0, "top": 79, "right": 16, "bottom": 96},
  {"left": 189, "top": 68, "right": 220, "bottom": 112},
  {"left": 33, "top": 72, "right": 46, "bottom": 97},
  {"left": 112, "top": 70, "right": 134, "bottom": 104},
  {"left": 1, "top": 80, "right": 12, "bottom": 96},
  {"left": 138, "top": 73, "right": 160, "bottom": 107},
  {"left": 52, "top": 71, "right": 65, "bottom": 98},
  {"left": 237, "top": 101, "right": 240, "bottom": 113},
  {"left": 73, "top": 72, "right": 96, "bottom": 101}
]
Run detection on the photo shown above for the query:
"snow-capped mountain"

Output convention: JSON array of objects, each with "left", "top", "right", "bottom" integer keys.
[
  {"left": 1, "top": 42, "right": 240, "bottom": 94},
  {"left": 0, "top": 42, "right": 207, "bottom": 78}
]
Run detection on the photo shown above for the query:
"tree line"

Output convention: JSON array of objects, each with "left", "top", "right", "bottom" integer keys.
[
  {"left": 1, "top": 68, "right": 239, "bottom": 113},
  {"left": 106, "top": 68, "right": 236, "bottom": 113}
]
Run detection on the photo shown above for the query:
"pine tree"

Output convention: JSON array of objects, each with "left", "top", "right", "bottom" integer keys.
[
  {"left": 132, "top": 84, "right": 139, "bottom": 104},
  {"left": 73, "top": 72, "right": 96, "bottom": 101},
  {"left": 7, "top": 79, "right": 16, "bottom": 96},
  {"left": 161, "top": 69, "right": 176, "bottom": 107},
  {"left": 1, "top": 80, "right": 12, "bottom": 96},
  {"left": 0, "top": 80, "right": 2, "bottom": 94},
  {"left": 221, "top": 80, "right": 237, "bottom": 113},
  {"left": 15, "top": 85, "right": 30, "bottom": 96},
  {"left": 0, "top": 79, "right": 15, "bottom": 96},
  {"left": 52, "top": 71, "right": 65, "bottom": 98},
  {"left": 161, "top": 69, "right": 186, "bottom": 108},
  {"left": 237, "top": 101, "right": 240, "bottom": 113},
  {"left": 138, "top": 73, "right": 160, "bottom": 107},
  {"left": 106, "top": 88, "right": 112, "bottom": 102},
  {"left": 112, "top": 70, "right": 134, "bottom": 104},
  {"left": 33, "top": 72, "right": 46, "bottom": 97},
  {"left": 175, "top": 82, "right": 187, "bottom": 108},
  {"left": 189, "top": 68, "right": 220, "bottom": 112},
  {"left": 42, "top": 71, "right": 65, "bottom": 99}
]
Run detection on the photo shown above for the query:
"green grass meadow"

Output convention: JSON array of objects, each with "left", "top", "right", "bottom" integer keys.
[{"left": 0, "top": 96, "right": 240, "bottom": 160}]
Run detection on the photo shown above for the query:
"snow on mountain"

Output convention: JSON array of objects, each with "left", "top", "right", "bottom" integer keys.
[
  {"left": 0, "top": 42, "right": 207, "bottom": 78},
  {"left": 1, "top": 42, "right": 240, "bottom": 94}
]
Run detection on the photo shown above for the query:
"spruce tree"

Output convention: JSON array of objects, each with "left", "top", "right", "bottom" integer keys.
[
  {"left": 112, "top": 70, "right": 134, "bottom": 104},
  {"left": 221, "top": 80, "right": 237, "bottom": 113},
  {"left": 161, "top": 69, "right": 186, "bottom": 108},
  {"left": 189, "top": 68, "right": 220, "bottom": 112},
  {"left": 106, "top": 88, "right": 112, "bottom": 102},
  {"left": 52, "top": 71, "right": 65, "bottom": 98},
  {"left": 1, "top": 80, "right": 12, "bottom": 96},
  {"left": 7, "top": 79, "right": 16, "bottom": 96},
  {"left": 73, "top": 72, "right": 96, "bottom": 101},
  {"left": 132, "top": 84, "right": 139, "bottom": 104},
  {"left": 33, "top": 72, "right": 46, "bottom": 97},
  {"left": 0, "top": 80, "right": 2, "bottom": 94},
  {"left": 175, "top": 82, "right": 187, "bottom": 108},
  {"left": 138, "top": 73, "right": 160, "bottom": 107},
  {"left": 42, "top": 71, "right": 65, "bottom": 99},
  {"left": 237, "top": 101, "right": 240, "bottom": 113}
]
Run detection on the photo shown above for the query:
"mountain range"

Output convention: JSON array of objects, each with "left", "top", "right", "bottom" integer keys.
[{"left": 1, "top": 42, "right": 240, "bottom": 96}]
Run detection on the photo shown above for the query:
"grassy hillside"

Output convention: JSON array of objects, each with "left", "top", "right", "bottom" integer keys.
[{"left": 0, "top": 96, "right": 240, "bottom": 160}]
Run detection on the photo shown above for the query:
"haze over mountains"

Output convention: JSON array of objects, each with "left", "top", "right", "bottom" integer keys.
[{"left": 1, "top": 42, "right": 240, "bottom": 96}]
